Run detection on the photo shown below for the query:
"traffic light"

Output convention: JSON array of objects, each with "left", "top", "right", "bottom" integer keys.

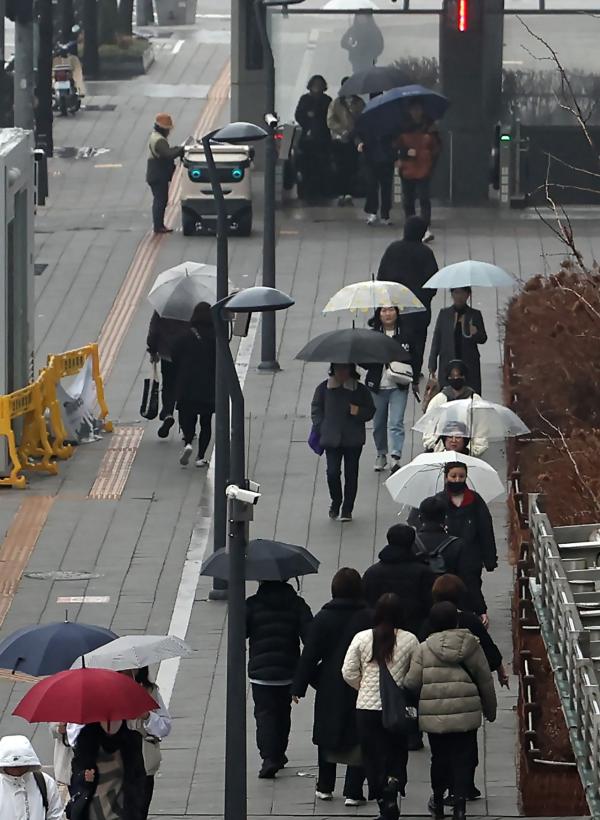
[
  {"left": 5, "top": 0, "right": 34, "bottom": 23},
  {"left": 458, "top": 0, "right": 468, "bottom": 31},
  {"left": 443, "top": 0, "right": 480, "bottom": 33}
]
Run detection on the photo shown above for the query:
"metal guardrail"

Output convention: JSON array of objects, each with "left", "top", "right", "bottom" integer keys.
[{"left": 528, "top": 494, "right": 600, "bottom": 817}]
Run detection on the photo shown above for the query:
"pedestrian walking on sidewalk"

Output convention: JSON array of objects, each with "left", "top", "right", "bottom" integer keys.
[
  {"left": 295, "top": 76, "right": 333, "bottom": 202},
  {"left": 413, "top": 496, "right": 467, "bottom": 579},
  {"left": 69, "top": 721, "right": 146, "bottom": 820},
  {"left": 311, "top": 363, "right": 375, "bottom": 522},
  {"left": 49, "top": 722, "right": 73, "bottom": 806},
  {"left": 420, "top": 360, "right": 487, "bottom": 456},
  {"left": 146, "top": 311, "right": 189, "bottom": 438},
  {"left": 246, "top": 580, "right": 313, "bottom": 779},
  {"left": 404, "top": 602, "right": 497, "bottom": 820},
  {"left": 172, "top": 302, "right": 216, "bottom": 468},
  {"left": 327, "top": 82, "right": 364, "bottom": 206},
  {"left": 395, "top": 99, "right": 441, "bottom": 242},
  {"left": 342, "top": 593, "right": 419, "bottom": 820},
  {"left": 362, "top": 524, "right": 435, "bottom": 638},
  {"left": 131, "top": 667, "right": 172, "bottom": 820},
  {"left": 428, "top": 289, "right": 487, "bottom": 395},
  {"left": 365, "top": 306, "right": 420, "bottom": 474},
  {"left": 340, "top": 13, "right": 384, "bottom": 75},
  {"left": 145, "top": 112, "right": 184, "bottom": 234},
  {"left": 376, "top": 215, "right": 439, "bottom": 375},
  {"left": 292, "top": 568, "right": 371, "bottom": 806},
  {"left": 0, "top": 735, "right": 64, "bottom": 820},
  {"left": 357, "top": 123, "right": 396, "bottom": 226}
]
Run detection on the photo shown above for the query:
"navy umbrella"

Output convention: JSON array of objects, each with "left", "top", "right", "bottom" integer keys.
[
  {"left": 201, "top": 539, "right": 319, "bottom": 581},
  {"left": 0, "top": 621, "right": 118, "bottom": 676},
  {"left": 357, "top": 84, "right": 449, "bottom": 139}
]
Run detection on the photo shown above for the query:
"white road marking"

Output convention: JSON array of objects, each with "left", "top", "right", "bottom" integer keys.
[
  {"left": 157, "top": 310, "right": 261, "bottom": 707},
  {"left": 172, "top": 39, "right": 185, "bottom": 55},
  {"left": 57, "top": 596, "right": 110, "bottom": 603}
]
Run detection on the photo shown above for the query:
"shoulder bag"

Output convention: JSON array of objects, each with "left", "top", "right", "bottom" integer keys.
[
  {"left": 385, "top": 361, "right": 413, "bottom": 387},
  {"left": 378, "top": 661, "right": 418, "bottom": 735}
]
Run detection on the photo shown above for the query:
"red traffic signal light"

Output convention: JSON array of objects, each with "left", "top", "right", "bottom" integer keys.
[{"left": 458, "top": 0, "right": 468, "bottom": 31}]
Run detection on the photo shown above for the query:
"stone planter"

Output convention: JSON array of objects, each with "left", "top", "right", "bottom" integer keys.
[{"left": 97, "top": 42, "right": 155, "bottom": 79}]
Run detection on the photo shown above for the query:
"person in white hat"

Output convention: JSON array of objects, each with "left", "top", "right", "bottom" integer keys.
[{"left": 0, "top": 735, "right": 64, "bottom": 819}]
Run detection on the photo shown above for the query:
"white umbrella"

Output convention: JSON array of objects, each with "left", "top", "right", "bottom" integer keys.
[
  {"left": 413, "top": 397, "right": 530, "bottom": 441},
  {"left": 385, "top": 451, "right": 505, "bottom": 507},
  {"left": 323, "top": 0, "right": 378, "bottom": 8},
  {"left": 423, "top": 260, "right": 517, "bottom": 289},
  {"left": 72, "top": 635, "right": 192, "bottom": 671},
  {"left": 323, "top": 280, "right": 425, "bottom": 315},
  {"left": 148, "top": 261, "right": 226, "bottom": 321}
]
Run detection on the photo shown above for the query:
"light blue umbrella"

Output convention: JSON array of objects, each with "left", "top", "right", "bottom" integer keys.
[{"left": 423, "top": 260, "right": 516, "bottom": 289}]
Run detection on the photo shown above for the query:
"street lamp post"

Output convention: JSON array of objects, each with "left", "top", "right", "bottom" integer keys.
[
  {"left": 211, "top": 286, "right": 294, "bottom": 820},
  {"left": 254, "top": 0, "right": 305, "bottom": 371},
  {"left": 202, "top": 122, "right": 270, "bottom": 601}
]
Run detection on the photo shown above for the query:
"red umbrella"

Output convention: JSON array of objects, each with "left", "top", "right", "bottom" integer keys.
[{"left": 13, "top": 668, "right": 158, "bottom": 723}]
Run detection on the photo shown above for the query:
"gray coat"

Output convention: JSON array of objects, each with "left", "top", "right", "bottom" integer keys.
[
  {"left": 404, "top": 628, "right": 497, "bottom": 734},
  {"left": 428, "top": 306, "right": 487, "bottom": 394},
  {"left": 311, "top": 379, "right": 375, "bottom": 449}
]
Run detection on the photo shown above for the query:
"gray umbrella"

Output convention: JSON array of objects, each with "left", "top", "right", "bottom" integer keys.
[
  {"left": 147, "top": 261, "right": 220, "bottom": 321},
  {"left": 295, "top": 328, "right": 400, "bottom": 364},
  {"left": 339, "top": 65, "right": 409, "bottom": 97}
]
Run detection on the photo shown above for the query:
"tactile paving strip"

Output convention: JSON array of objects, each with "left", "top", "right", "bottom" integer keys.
[{"left": 88, "top": 426, "right": 144, "bottom": 500}]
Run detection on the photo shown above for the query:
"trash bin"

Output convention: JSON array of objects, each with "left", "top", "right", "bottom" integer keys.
[
  {"left": 181, "top": 143, "right": 255, "bottom": 237},
  {"left": 156, "top": 0, "right": 197, "bottom": 26}
]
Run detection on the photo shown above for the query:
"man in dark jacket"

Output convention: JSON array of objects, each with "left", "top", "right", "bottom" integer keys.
[
  {"left": 377, "top": 216, "right": 438, "bottom": 376},
  {"left": 145, "top": 112, "right": 183, "bottom": 234},
  {"left": 146, "top": 311, "right": 189, "bottom": 438},
  {"left": 362, "top": 524, "right": 435, "bottom": 636},
  {"left": 246, "top": 580, "right": 313, "bottom": 779}
]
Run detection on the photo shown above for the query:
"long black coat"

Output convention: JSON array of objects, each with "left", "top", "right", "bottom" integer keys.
[
  {"left": 311, "top": 380, "right": 375, "bottom": 449},
  {"left": 427, "top": 490, "right": 498, "bottom": 573},
  {"left": 428, "top": 305, "right": 487, "bottom": 394},
  {"left": 292, "top": 598, "right": 372, "bottom": 750},
  {"left": 171, "top": 325, "right": 216, "bottom": 408},
  {"left": 362, "top": 543, "right": 435, "bottom": 636}
]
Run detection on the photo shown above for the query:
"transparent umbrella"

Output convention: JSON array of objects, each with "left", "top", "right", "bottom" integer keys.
[
  {"left": 148, "top": 261, "right": 231, "bottom": 321},
  {"left": 413, "top": 397, "right": 530, "bottom": 441},
  {"left": 385, "top": 451, "right": 505, "bottom": 507},
  {"left": 423, "top": 260, "right": 517, "bottom": 290},
  {"left": 323, "top": 280, "right": 425, "bottom": 316}
]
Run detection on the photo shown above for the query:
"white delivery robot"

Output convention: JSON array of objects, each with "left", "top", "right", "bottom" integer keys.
[{"left": 180, "top": 142, "right": 254, "bottom": 236}]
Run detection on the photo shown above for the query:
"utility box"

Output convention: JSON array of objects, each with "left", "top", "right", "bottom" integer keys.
[
  {"left": 155, "top": 0, "right": 198, "bottom": 26},
  {"left": 0, "top": 129, "right": 35, "bottom": 473}
]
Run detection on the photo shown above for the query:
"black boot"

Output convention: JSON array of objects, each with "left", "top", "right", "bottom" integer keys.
[
  {"left": 431, "top": 791, "right": 445, "bottom": 819},
  {"left": 379, "top": 778, "right": 400, "bottom": 820},
  {"left": 453, "top": 797, "right": 466, "bottom": 820}
]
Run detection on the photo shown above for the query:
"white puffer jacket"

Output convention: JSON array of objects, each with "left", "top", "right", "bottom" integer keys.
[{"left": 342, "top": 628, "right": 419, "bottom": 710}]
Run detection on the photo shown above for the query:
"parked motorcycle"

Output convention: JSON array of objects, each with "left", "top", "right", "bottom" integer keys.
[{"left": 52, "top": 46, "right": 83, "bottom": 116}]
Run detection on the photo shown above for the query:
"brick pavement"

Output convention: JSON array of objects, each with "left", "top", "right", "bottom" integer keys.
[{"left": 1, "top": 6, "right": 599, "bottom": 818}]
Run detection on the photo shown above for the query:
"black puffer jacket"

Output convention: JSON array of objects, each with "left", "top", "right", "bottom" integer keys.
[
  {"left": 362, "top": 544, "right": 435, "bottom": 636},
  {"left": 172, "top": 325, "right": 216, "bottom": 407},
  {"left": 311, "top": 379, "right": 375, "bottom": 449},
  {"left": 377, "top": 217, "right": 438, "bottom": 312},
  {"left": 246, "top": 581, "right": 313, "bottom": 682}
]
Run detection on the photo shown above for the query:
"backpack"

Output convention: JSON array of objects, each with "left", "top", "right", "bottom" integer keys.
[
  {"left": 33, "top": 770, "right": 48, "bottom": 814},
  {"left": 414, "top": 533, "right": 458, "bottom": 575}
]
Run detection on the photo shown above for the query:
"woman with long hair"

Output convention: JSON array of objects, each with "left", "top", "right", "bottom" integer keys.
[
  {"left": 365, "top": 306, "right": 420, "bottom": 474},
  {"left": 172, "top": 301, "right": 216, "bottom": 468},
  {"left": 342, "top": 593, "right": 418, "bottom": 820}
]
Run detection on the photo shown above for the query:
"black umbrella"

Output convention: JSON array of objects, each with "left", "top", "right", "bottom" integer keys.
[
  {"left": 339, "top": 65, "right": 409, "bottom": 98},
  {"left": 295, "top": 328, "right": 400, "bottom": 364},
  {"left": 200, "top": 539, "right": 319, "bottom": 581}
]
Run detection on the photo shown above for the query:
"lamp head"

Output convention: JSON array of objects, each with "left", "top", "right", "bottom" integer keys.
[
  {"left": 226, "top": 286, "right": 294, "bottom": 313},
  {"left": 210, "top": 121, "right": 268, "bottom": 145}
]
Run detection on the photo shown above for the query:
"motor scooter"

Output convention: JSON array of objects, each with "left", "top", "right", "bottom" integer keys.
[{"left": 52, "top": 61, "right": 80, "bottom": 115}]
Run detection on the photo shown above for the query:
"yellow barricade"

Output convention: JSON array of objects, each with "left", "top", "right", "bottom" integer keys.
[{"left": 0, "top": 380, "right": 58, "bottom": 488}]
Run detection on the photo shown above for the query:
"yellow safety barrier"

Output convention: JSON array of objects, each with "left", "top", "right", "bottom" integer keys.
[
  {"left": 0, "top": 380, "right": 57, "bottom": 488},
  {"left": 0, "top": 342, "right": 112, "bottom": 488}
]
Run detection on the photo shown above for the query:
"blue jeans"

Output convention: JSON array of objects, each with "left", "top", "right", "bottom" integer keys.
[{"left": 372, "top": 388, "right": 408, "bottom": 459}]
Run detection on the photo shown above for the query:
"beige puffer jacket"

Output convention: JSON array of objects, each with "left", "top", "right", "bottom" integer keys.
[
  {"left": 404, "top": 628, "right": 497, "bottom": 733},
  {"left": 342, "top": 628, "right": 419, "bottom": 711}
]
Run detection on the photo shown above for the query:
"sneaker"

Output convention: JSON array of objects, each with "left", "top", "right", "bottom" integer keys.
[
  {"left": 258, "top": 760, "right": 279, "bottom": 779},
  {"left": 329, "top": 504, "right": 340, "bottom": 520},
  {"left": 366, "top": 213, "right": 377, "bottom": 225},
  {"left": 339, "top": 511, "right": 353, "bottom": 522},
  {"left": 345, "top": 797, "right": 366, "bottom": 806},
  {"left": 381, "top": 218, "right": 393, "bottom": 227},
  {"left": 179, "top": 444, "right": 193, "bottom": 466},
  {"left": 316, "top": 791, "right": 333, "bottom": 801},
  {"left": 195, "top": 458, "right": 209, "bottom": 468},
  {"left": 157, "top": 416, "right": 175, "bottom": 438},
  {"left": 390, "top": 457, "right": 401, "bottom": 475},
  {"left": 374, "top": 454, "right": 387, "bottom": 472},
  {"left": 344, "top": 194, "right": 354, "bottom": 206},
  {"left": 423, "top": 229, "right": 434, "bottom": 243}
]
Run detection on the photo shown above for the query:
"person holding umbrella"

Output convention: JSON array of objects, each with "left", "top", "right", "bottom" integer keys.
[
  {"left": 311, "top": 363, "right": 375, "bottom": 521},
  {"left": 132, "top": 667, "right": 172, "bottom": 819},
  {"left": 146, "top": 311, "right": 189, "bottom": 438},
  {"left": 246, "top": 579, "right": 313, "bottom": 779},
  {"left": 327, "top": 79, "right": 365, "bottom": 206},
  {"left": 429, "top": 290, "right": 488, "bottom": 395},
  {"left": 357, "top": 110, "right": 397, "bottom": 226},
  {"left": 292, "top": 568, "right": 371, "bottom": 805},
  {"left": 172, "top": 302, "right": 216, "bottom": 468},
  {"left": 365, "top": 306, "right": 420, "bottom": 474},
  {"left": 395, "top": 98, "right": 441, "bottom": 242}
]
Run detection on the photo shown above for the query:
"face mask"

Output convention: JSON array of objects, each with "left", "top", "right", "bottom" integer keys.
[
  {"left": 447, "top": 480, "right": 466, "bottom": 495},
  {"left": 448, "top": 377, "right": 465, "bottom": 390}
]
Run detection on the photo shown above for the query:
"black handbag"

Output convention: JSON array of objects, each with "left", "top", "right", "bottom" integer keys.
[
  {"left": 140, "top": 361, "right": 159, "bottom": 420},
  {"left": 379, "top": 661, "right": 418, "bottom": 735}
]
